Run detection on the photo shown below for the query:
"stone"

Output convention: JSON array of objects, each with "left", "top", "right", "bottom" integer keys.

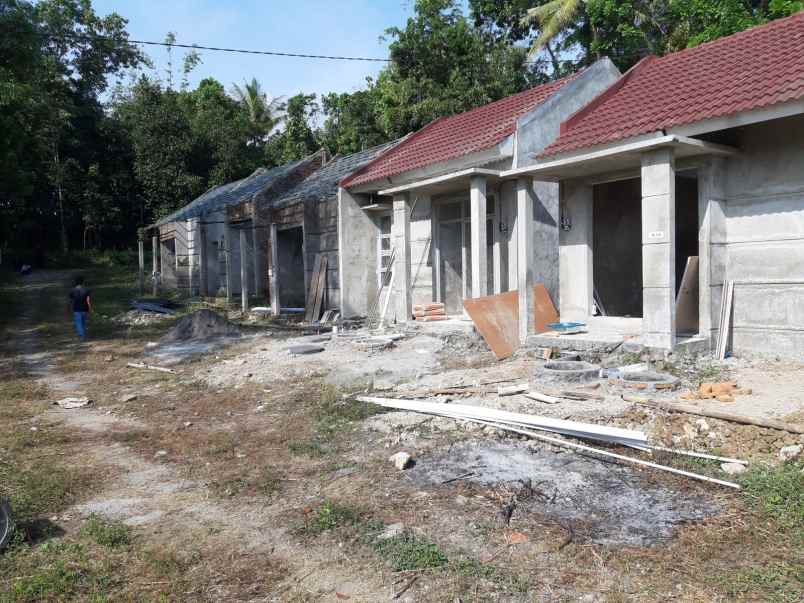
[
  {"left": 286, "top": 344, "right": 325, "bottom": 355},
  {"left": 154, "top": 450, "right": 168, "bottom": 458},
  {"left": 779, "top": 444, "right": 802, "bottom": 462},
  {"left": 694, "top": 419, "right": 710, "bottom": 432},
  {"left": 720, "top": 462, "right": 747, "bottom": 475},
  {"left": 377, "top": 522, "right": 405, "bottom": 540},
  {"left": 120, "top": 393, "right": 137, "bottom": 403},
  {"left": 389, "top": 451, "right": 413, "bottom": 470}
]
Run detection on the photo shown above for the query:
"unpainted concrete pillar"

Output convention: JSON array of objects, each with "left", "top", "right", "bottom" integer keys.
[
  {"left": 269, "top": 223, "right": 279, "bottom": 315},
  {"left": 240, "top": 228, "right": 249, "bottom": 312},
  {"left": 138, "top": 237, "right": 145, "bottom": 294},
  {"left": 504, "top": 183, "right": 518, "bottom": 292},
  {"left": 641, "top": 148, "right": 676, "bottom": 348},
  {"left": 698, "top": 157, "right": 728, "bottom": 347},
  {"left": 492, "top": 186, "right": 502, "bottom": 294},
  {"left": 516, "top": 177, "right": 535, "bottom": 343},
  {"left": 199, "top": 223, "right": 208, "bottom": 296},
  {"left": 151, "top": 235, "right": 159, "bottom": 296},
  {"left": 470, "top": 175, "right": 488, "bottom": 298},
  {"left": 223, "top": 213, "right": 233, "bottom": 304},
  {"left": 392, "top": 192, "right": 412, "bottom": 322},
  {"left": 558, "top": 182, "right": 593, "bottom": 321}
]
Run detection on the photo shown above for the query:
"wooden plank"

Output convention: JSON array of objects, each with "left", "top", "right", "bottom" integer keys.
[
  {"left": 623, "top": 395, "right": 804, "bottom": 434},
  {"left": 463, "top": 290, "right": 519, "bottom": 360},
  {"left": 311, "top": 255, "right": 328, "bottom": 322},
  {"left": 533, "top": 284, "right": 559, "bottom": 334},
  {"left": 675, "top": 256, "right": 699, "bottom": 334},
  {"left": 305, "top": 254, "right": 323, "bottom": 321},
  {"left": 718, "top": 280, "right": 734, "bottom": 359}
]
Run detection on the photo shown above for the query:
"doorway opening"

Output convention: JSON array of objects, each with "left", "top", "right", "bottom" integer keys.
[
  {"left": 675, "top": 173, "right": 699, "bottom": 335},
  {"left": 276, "top": 226, "right": 305, "bottom": 308},
  {"left": 593, "top": 179, "right": 643, "bottom": 317},
  {"left": 435, "top": 198, "right": 494, "bottom": 314}
]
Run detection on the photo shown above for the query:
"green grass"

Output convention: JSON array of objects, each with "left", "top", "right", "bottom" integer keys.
[
  {"left": 372, "top": 530, "right": 448, "bottom": 571},
  {"left": 287, "top": 438, "right": 329, "bottom": 457},
  {"left": 80, "top": 515, "right": 132, "bottom": 548},
  {"left": 300, "top": 500, "right": 362, "bottom": 536},
  {"left": 719, "top": 563, "right": 803, "bottom": 602},
  {"left": 739, "top": 461, "right": 803, "bottom": 531}
]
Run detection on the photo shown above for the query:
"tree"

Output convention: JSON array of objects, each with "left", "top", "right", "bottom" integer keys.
[
  {"left": 230, "top": 77, "right": 286, "bottom": 144},
  {"left": 275, "top": 93, "right": 319, "bottom": 163},
  {"left": 320, "top": 87, "right": 387, "bottom": 155}
]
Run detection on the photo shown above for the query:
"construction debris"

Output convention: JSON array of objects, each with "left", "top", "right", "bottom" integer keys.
[
  {"left": 497, "top": 383, "right": 529, "bottom": 396},
  {"left": 414, "top": 302, "right": 446, "bottom": 321},
  {"left": 358, "top": 396, "right": 740, "bottom": 489},
  {"left": 779, "top": 444, "right": 802, "bottom": 462},
  {"left": 160, "top": 309, "right": 240, "bottom": 343},
  {"left": 54, "top": 396, "right": 91, "bottom": 409},
  {"left": 286, "top": 344, "right": 325, "bottom": 355},
  {"left": 126, "top": 362, "right": 177, "bottom": 374},
  {"left": 623, "top": 394, "right": 804, "bottom": 434},
  {"left": 462, "top": 291, "right": 519, "bottom": 360},
  {"left": 680, "top": 381, "right": 752, "bottom": 401},
  {"left": 523, "top": 391, "right": 562, "bottom": 404},
  {"left": 720, "top": 462, "right": 747, "bottom": 476},
  {"left": 357, "top": 396, "right": 648, "bottom": 448}
]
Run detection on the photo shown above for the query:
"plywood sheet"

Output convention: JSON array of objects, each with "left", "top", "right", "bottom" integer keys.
[
  {"left": 463, "top": 291, "right": 519, "bottom": 360},
  {"left": 675, "top": 256, "right": 699, "bottom": 334},
  {"left": 533, "top": 284, "right": 559, "bottom": 334}
]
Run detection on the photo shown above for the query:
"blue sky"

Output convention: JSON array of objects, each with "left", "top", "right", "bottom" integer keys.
[{"left": 93, "top": 0, "right": 425, "bottom": 101}]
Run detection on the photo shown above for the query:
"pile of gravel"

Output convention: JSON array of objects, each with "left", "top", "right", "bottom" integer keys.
[{"left": 159, "top": 309, "right": 240, "bottom": 344}]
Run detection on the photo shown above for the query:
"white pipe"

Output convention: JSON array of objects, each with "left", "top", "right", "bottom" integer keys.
[{"left": 649, "top": 445, "right": 747, "bottom": 465}]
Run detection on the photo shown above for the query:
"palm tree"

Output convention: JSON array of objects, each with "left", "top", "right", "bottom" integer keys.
[
  {"left": 230, "top": 78, "right": 286, "bottom": 142},
  {"left": 522, "top": 0, "right": 586, "bottom": 56}
]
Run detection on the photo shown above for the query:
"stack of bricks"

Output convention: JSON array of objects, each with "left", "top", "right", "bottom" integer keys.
[{"left": 414, "top": 302, "right": 447, "bottom": 321}]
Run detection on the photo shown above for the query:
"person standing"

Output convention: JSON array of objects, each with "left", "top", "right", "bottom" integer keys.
[{"left": 68, "top": 276, "right": 92, "bottom": 340}]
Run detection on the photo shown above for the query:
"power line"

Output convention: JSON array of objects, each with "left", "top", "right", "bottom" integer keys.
[{"left": 28, "top": 30, "right": 393, "bottom": 62}]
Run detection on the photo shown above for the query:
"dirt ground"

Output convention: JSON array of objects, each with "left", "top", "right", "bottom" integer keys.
[{"left": 0, "top": 269, "right": 802, "bottom": 602}]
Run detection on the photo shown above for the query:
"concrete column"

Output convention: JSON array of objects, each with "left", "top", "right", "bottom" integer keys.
[
  {"left": 391, "top": 192, "right": 412, "bottom": 322},
  {"left": 240, "top": 228, "right": 249, "bottom": 312},
  {"left": 151, "top": 235, "right": 159, "bottom": 296},
  {"left": 199, "top": 224, "right": 208, "bottom": 296},
  {"left": 698, "top": 157, "right": 728, "bottom": 346},
  {"left": 469, "top": 175, "right": 488, "bottom": 298},
  {"left": 138, "top": 237, "right": 145, "bottom": 294},
  {"left": 223, "top": 213, "right": 233, "bottom": 303},
  {"left": 269, "top": 223, "right": 279, "bottom": 315},
  {"left": 559, "top": 182, "right": 593, "bottom": 321},
  {"left": 431, "top": 207, "right": 440, "bottom": 303},
  {"left": 252, "top": 218, "right": 261, "bottom": 297},
  {"left": 516, "top": 177, "right": 535, "bottom": 343},
  {"left": 641, "top": 148, "right": 676, "bottom": 348}
]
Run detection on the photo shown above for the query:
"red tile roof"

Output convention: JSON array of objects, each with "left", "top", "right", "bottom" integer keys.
[
  {"left": 541, "top": 12, "right": 804, "bottom": 158},
  {"left": 342, "top": 75, "right": 578, "bottom": 187}
]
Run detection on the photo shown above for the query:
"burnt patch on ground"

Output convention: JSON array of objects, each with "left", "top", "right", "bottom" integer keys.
[{"left": 408, "top": 440, "right": 721, "bottom": 547}]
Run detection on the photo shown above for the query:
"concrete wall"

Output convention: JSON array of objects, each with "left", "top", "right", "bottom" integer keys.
[
  {"left": 515, "top": 58, "right": 621, "bottom": 168},
  {"left": 338, "top": 188, "right": 379, "bottom": 317},
  {"left": 717, "top": 114, "right": 804, "bottom": 358}
]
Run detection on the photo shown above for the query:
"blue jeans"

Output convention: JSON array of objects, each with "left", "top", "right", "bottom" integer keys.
[{"left": 73, "top": 311, "right": 88, "bottom": 339}]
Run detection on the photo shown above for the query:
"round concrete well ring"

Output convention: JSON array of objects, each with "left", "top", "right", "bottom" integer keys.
[
  {"left": 537, "top": 360, "right": 601, "bottom": 384},
  {"left": 610, "top": 371, "right": 680, "bottom": 391}
]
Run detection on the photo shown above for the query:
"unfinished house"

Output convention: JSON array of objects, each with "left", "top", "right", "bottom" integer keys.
[
  {"left": 247, "top": 143, "right": 397, "bottom": 315},
  {"left": 503, "top": 13, "right": 804, "bottom": 357},
  {"left": 338, "top": 59, "right": 621, "bottom": 340},
  {"left": 151, "top": 151, "right": 325, "bottom": 298}
]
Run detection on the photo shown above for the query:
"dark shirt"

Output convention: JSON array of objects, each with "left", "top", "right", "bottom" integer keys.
[{"left": 69, "top": 286, "right": 91, "bottom": 312}]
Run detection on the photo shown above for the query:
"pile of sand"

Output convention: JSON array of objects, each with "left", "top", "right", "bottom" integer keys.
[{"left": 160, "top": 309, "right": 240, "bottom": 344}]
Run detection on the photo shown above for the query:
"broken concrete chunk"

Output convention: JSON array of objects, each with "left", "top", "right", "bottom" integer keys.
[
  {"left": 286, "top": 344, "right": 325, "bottom": 355},
  {"left": 694, "top": 419, "right": 710, "bottom": 432},
  {"left": 779, "top": 444, "right": 802, "bottom": 462},
  {"left": 497, "top": 383, "right": 529, "bottom": 396},
  {"left": 154, "top": 450, "right": 168, "bottom": 458},
  {"left": 54, "top": 397, "right": 91, "bottom": 409},
  {"left": 389, "top": 451, "right": 413, "bottom": 470},
  {"left": 720, "top": 462, "right": 747, "bottom": 475},
  {"left": 119, "top": 393, "right": 137, "bottom": 403}
]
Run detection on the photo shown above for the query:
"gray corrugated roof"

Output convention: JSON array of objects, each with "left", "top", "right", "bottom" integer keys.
[
  {"left": 155, "top": 153, "right": 322, "bottom": 226},
  {"left": 272, "top": 141, "right": 400, "bottom": 209}
]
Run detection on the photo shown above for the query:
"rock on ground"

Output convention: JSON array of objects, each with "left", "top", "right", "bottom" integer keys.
[
  {"left": 720, "top": 462, "right": 747, "bottom": 475},
  {"left": 779, "top": 444, "right": 802, "bottom": 462},
  {"left": 389, "top": 451, "right": 413, "bottom": 470}
]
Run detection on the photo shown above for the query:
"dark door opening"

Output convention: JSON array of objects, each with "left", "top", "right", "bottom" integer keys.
[
  {"left": 675, "top": 173, "right": 699, "bottom": 335},
  {"left": 276, "top": 226, "right": 305, "bottom": 308},
  {"left": 593, "top": 179, "right": 643, "bottom": 317}
]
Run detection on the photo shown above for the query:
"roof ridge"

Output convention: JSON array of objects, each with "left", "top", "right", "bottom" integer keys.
[
  {"left": 559, "top": 55, "right": 656, "bottom": 136},
  {"left": 340, "top": 123, "right": 440, "bottom": 187}
]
